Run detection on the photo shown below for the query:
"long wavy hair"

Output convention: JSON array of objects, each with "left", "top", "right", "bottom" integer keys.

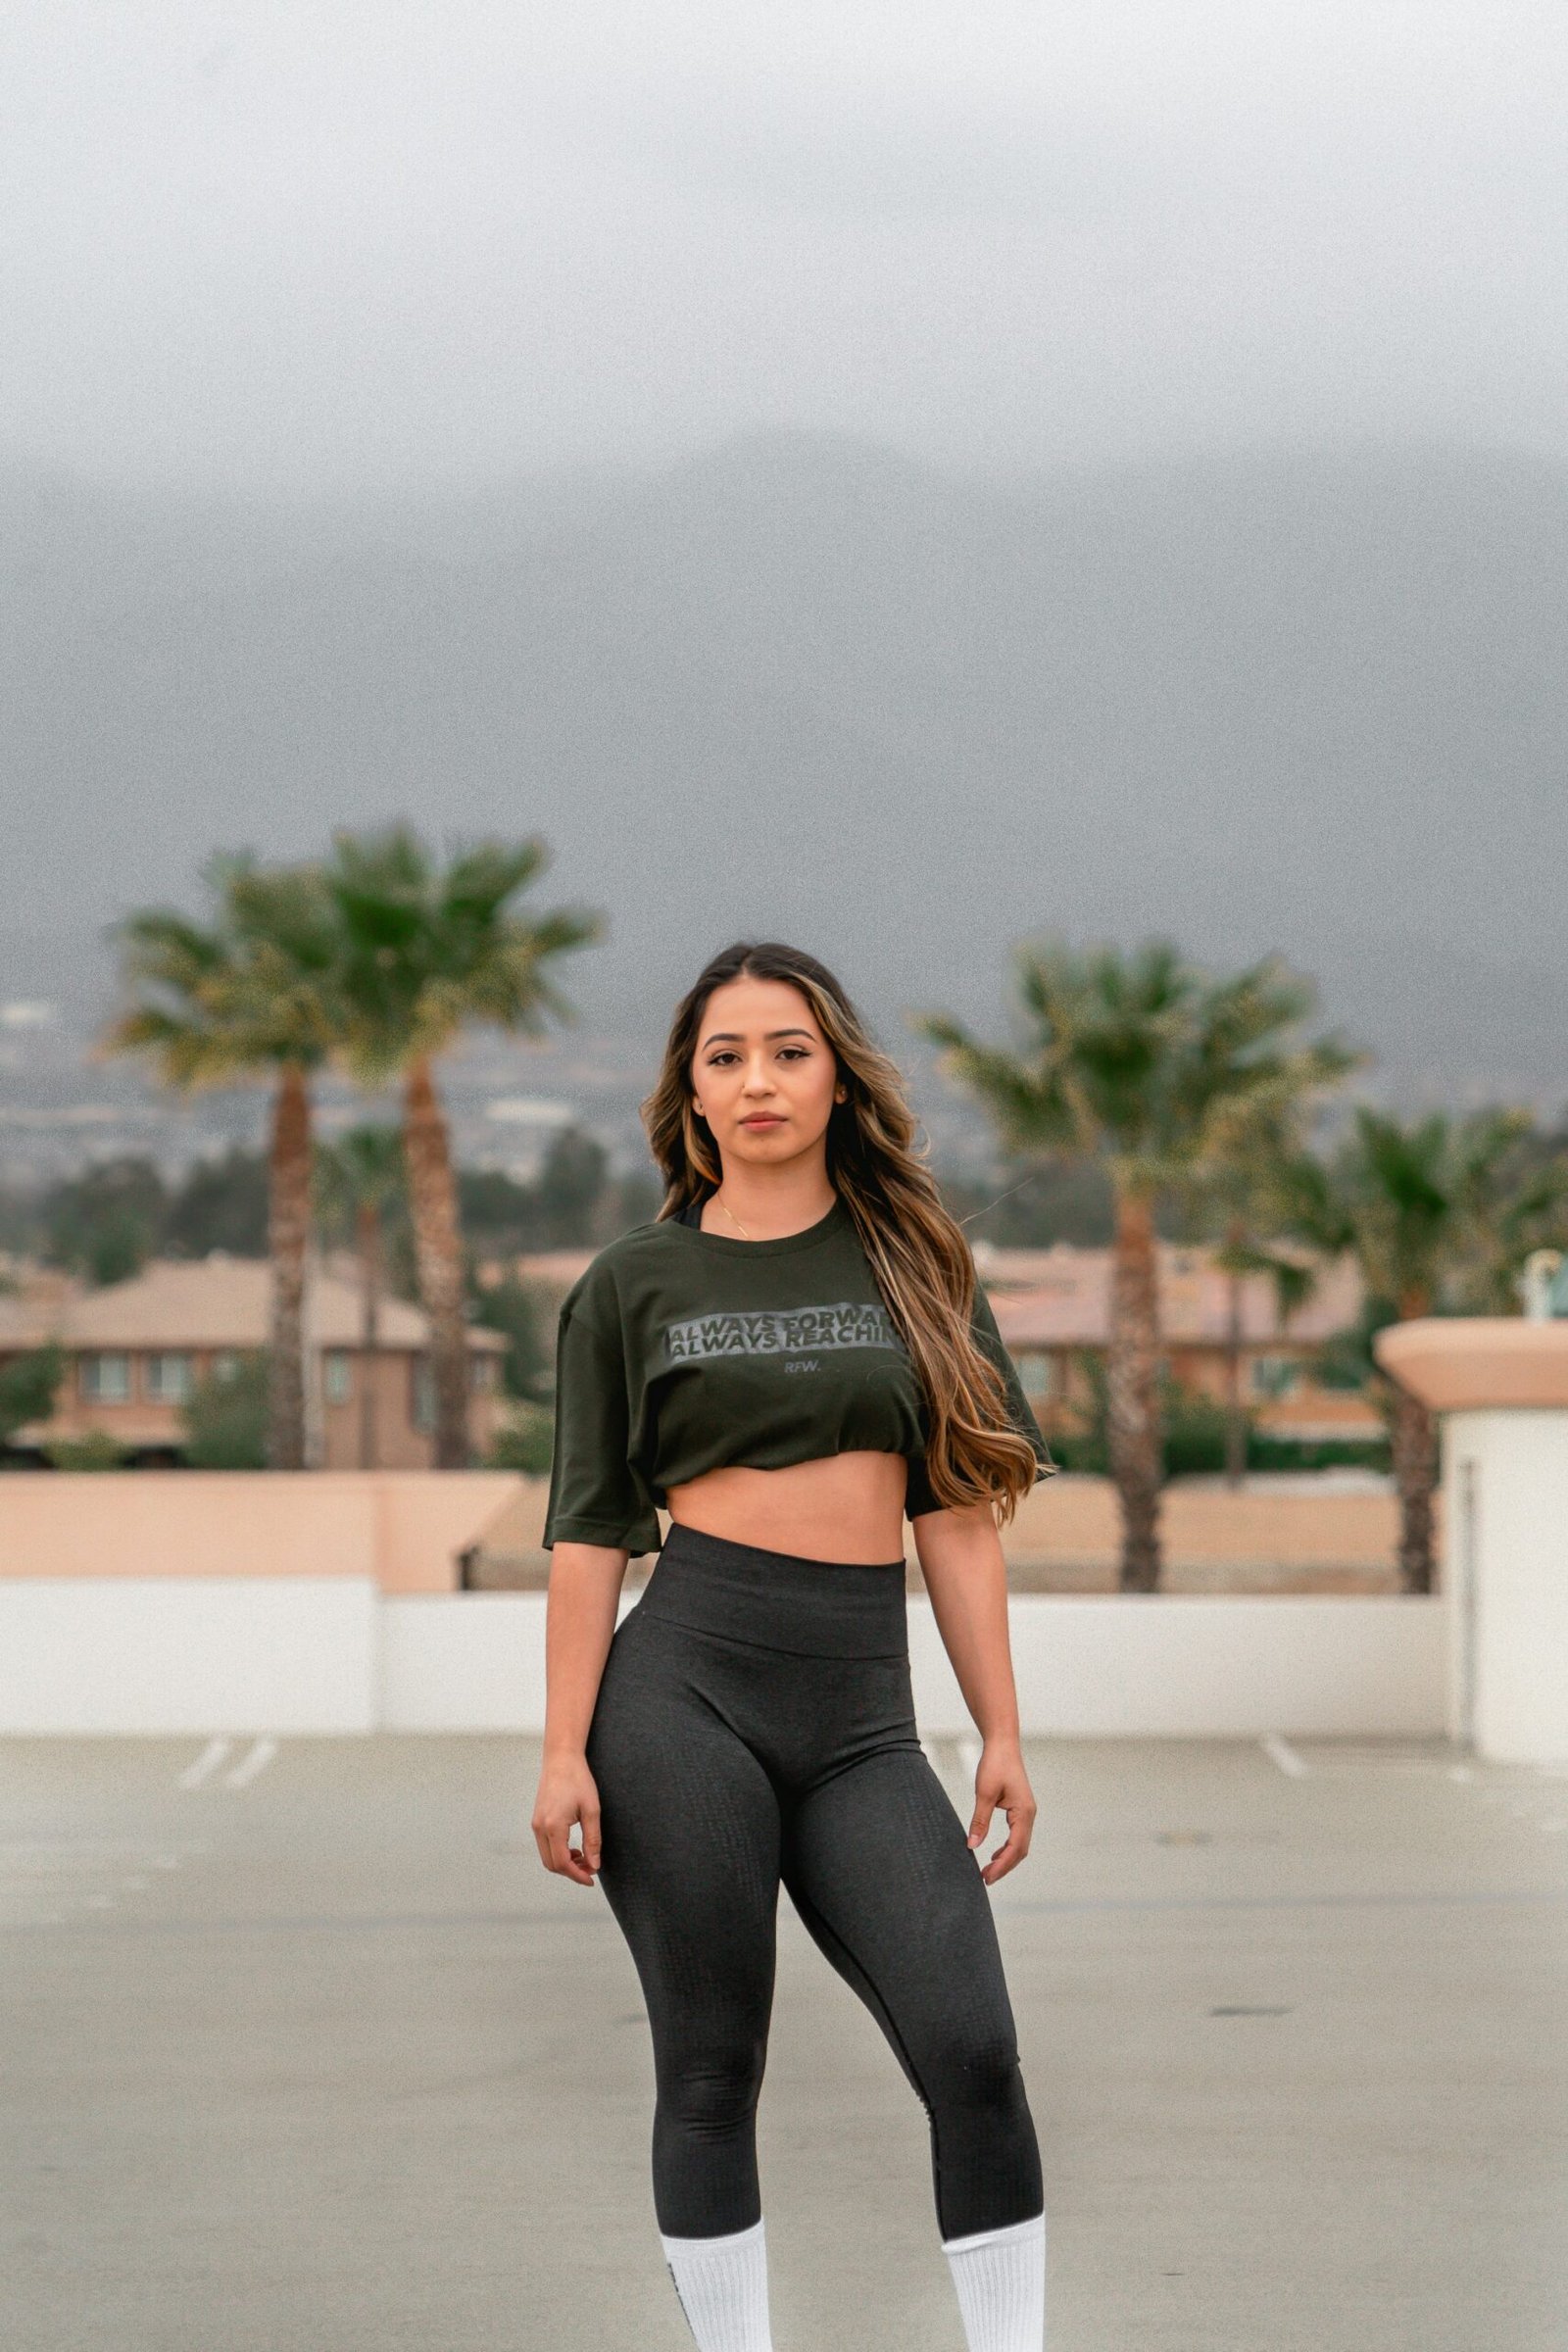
[{"left": 642, "top": 940, "right": 1041, "bottom": 1523}]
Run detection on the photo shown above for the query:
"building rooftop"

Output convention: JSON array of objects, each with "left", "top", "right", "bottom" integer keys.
[
  {"left": 0, "top": 1257, "right": 504, "bottom": 1354},
  {"left": 980, "top": 1241, "right": 1363, "bottom": 1350}
]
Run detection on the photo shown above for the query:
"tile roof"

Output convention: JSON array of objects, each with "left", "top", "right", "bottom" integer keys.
[
  {"left": 0, "top": 1258, "right": 504, "bottom": 1353},
  {"left": 979, "top": 1242, "right": 1364, "bottom": 1350}
]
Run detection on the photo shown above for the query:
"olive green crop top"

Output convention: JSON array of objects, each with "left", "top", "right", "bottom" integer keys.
[{"left": 541, "top": 1194, "right": 1054, "bottom": 1556}]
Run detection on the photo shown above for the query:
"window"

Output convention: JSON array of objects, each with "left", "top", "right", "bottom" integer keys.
[
  {"left": 212, "top": 1351, "right": 242, "bottom": 1386},
  {"left": 412, "top": 1357, "right": 435, "bottom": 1433},
  {"left": 79, "top": 1353, "right": 130, "bottom": 1403},
  {"left": 1013, "top": 1351, "right": 1054, "bottom": 1400},
  {"left": 468, "top": 1354, "right": 496, "bottom": 1394},
  {"left": 323, "top": 1350, "right": 353, "bottom": 1405},
  {"left": 145, "top": 1351, "right": 195, "bottom": 1402},
  {"left": 1250, "top": 1354, "right": 1301, "bottom": 1399}
]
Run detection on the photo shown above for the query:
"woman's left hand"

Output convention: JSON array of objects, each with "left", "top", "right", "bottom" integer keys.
[{"left": 967, "top": 1738, "right": 1037, "bottom": 1886}]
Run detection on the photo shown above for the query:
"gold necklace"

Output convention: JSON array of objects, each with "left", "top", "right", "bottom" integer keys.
[{"left": 711, "top": 1192, "right": 753, "bottom": 1240}]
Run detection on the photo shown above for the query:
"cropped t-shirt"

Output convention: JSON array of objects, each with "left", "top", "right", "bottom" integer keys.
[{"left": 541, "top": 1195, "right": 1054, "bottom": 1556}]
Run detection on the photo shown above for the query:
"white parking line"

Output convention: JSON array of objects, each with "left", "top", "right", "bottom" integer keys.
[
  {"left": 177, "top": 1739, "right": 233, "bottom": 1789},
  {"left": 223, "top": 1737, "right": 279, "bottom": 1788},
  {"left": 1261, "top": 1734, "right": 1308, "bottom": 1779},
  {"left": 0, "top": 1838, "right": 204, "bottom": 1931}
]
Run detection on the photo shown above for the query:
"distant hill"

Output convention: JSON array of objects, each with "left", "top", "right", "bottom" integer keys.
[{"left": 3, "top": 434, "right": 1565, "bottom": 1102}]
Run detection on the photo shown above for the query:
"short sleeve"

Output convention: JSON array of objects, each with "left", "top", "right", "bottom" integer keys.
[
  {"left": 542, "top": 1297, "right": 662, "bottom": 1556},
  {"left": 904, "top": 1279, "right": 1056, "bottom": 1522}
]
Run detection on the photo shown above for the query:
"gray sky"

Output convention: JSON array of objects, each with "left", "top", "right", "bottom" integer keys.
[{"left": 5, "top": 2, "right": 1567, "bottom": 494}]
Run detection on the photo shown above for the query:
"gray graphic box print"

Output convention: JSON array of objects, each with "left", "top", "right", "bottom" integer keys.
[{"left": 663, "top": 1300, "right": 902, "bottom": 1365}]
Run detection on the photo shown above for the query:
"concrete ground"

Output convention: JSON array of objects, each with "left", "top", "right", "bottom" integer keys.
[{"left": 2, "top": 1733, "right": 1564, "bottom": 2352}]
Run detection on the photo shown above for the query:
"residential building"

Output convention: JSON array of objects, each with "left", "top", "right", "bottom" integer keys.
[
  {"left": 0, "top": 1257, "right": 505, "bottom": 1467},
  {"left": 976, "top": 1240, "right": 1378, "bottom": 1440}
]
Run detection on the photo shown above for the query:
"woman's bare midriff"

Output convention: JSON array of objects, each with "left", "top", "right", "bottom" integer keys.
[{"left": 665, "top": 1449, "right": 909, "bottom": 1564}]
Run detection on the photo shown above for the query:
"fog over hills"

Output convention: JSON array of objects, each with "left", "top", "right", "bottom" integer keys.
[{"left": 4, "top": 435, "right": 1565, "bottom": 1109}]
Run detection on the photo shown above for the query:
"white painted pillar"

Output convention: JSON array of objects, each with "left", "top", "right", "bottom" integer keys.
[
  {"left": 1443, "top": 1409, "right": 1568, "bottom": 1763},
  {"left": 1379, "top": 1321, "right": 1568, "bottom": 1767}
]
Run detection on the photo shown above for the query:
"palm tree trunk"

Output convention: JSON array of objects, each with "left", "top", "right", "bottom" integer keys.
[
  {"left": 1223, "top": 1226, "right": 1247, "bottom": 1491},
  {"left": 1108, "top": 1188, "right": 1163, "bottom": 1592},
  {"left": 403, "top": 1054, "right": 470, "bottom": 1469},
  {"left": 267, "top": 1061, "right": 312, "bottom": 1471},
  {"left": 1389, "top": 1381, "right": 1439, "bottom": 1594},
  {"left": 357, "top": 1200, "right": 382, "bottom": 1471}
]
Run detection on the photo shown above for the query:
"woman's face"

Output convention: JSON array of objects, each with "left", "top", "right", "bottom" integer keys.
[{"left": 691, "top": 975, "right": 846, "bottom": 1175}]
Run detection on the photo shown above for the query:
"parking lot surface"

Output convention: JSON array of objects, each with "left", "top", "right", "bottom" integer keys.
[{"left": 3, "top": 1732, "right": 1565, "bottom": 2351}]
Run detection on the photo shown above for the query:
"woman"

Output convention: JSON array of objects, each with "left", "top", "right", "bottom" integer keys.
[{"left": 532, "top": 941, "right": 1055, "bottom": 2352}]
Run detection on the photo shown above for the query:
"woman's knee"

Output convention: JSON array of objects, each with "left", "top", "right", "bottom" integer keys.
[
  {"left": 925, "top": 2015, "right": 1027, "bottom": 2118},
  {"left": 658, "top": 2031, "right": 768, "bottom": 2138}
]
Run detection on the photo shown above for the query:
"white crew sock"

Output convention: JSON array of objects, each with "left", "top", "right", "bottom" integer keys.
[
  {"left": 943, "top": 2211, "right": 1047, "bottom": 2351},
  {"left": 659, "top": 2217, "right": 773, "bottom": 2352}
]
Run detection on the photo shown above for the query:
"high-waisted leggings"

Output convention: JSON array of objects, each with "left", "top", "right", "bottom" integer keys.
[{"left": 585, "top": 1521, "right": 1043, "bottom": 2242}]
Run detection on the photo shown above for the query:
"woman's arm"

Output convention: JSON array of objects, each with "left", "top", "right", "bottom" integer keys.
[
  {"left": 911, "top": 1505, "right": 1037, "bottom": 1886},
  {"left": 531, "top": 1540, "right": 629, "bottom": 1888}
]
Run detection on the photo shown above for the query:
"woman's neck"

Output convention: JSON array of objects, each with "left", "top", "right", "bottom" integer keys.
[{"left": 705, "top": 1159, "right": 837, "bottom": 1241}]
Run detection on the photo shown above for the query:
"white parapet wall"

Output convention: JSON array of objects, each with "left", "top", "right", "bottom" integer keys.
[
  {"left": 0, "top": 1583, "right": 1446, "bottom": 1740},
  {"left": 377, "top": 1591, "right": 1449, "bottom": 1739},
  {"left": 0, "top": 1578, "right": 380, "bottom": 1735},
  {"left": 912, "top": 1594, "right": 1446, "bottom": 1739}
]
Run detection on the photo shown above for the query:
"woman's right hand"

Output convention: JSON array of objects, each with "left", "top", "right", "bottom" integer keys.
[{"left": 531, "top": 1748, "right": 603, "bottom": 1887}]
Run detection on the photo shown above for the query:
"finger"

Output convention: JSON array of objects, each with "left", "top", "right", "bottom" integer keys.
[
  {"left": 580, "top": 1805, "right": 603, "bottom": 1874},
  {"left": 981, "top": 1809, "right": 1035, "bottom": 1885},
  {"left": 967, "top": 1793, "right": 993, "bottom": 1850},
  {"left": 981, "top": 1841, "right": 1019, "bottom": 1885},
  {"left": 542, "top": 1822, "right": 576, "bottom": 1876},
  {"left": 562, "top": 1815, "right": 599, "bottom": 1885},
  {"left": 562, "top": 1850, "right": 598, "bottom": 1887},
  {"left": 981, "top": 1825, "right": 1024, "bottom": 1883}
]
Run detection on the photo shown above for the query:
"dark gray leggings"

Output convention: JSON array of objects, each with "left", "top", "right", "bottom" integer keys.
[{"left": 584, "top": 1521, "right": 1043, "bottom": 2241}]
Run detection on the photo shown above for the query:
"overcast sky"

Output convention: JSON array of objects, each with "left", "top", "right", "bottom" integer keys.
[{"left": 4, "top": 2, "right": 1566, "bottom": 496}]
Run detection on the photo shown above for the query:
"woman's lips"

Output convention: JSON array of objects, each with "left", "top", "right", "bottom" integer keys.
[{"left": 740, "top": 1114, "right": 784, "bottom": 1126}]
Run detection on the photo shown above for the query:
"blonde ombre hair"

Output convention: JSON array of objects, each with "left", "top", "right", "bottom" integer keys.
[{"left": 641, "top": 940, "right": 1040, "bottom": 1524}]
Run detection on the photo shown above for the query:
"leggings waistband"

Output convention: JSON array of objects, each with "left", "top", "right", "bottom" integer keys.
[{"left": 637, "top": 1521, "right": 909, "bottom": 1659}]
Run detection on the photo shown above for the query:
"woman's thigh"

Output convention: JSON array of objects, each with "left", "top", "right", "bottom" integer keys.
[
  {"left": 780, "top": 1744, "right": 1019, "bottom": 2064},
  {"left": 587, "top": 1610, "right": 783, "bottom": 2041}
]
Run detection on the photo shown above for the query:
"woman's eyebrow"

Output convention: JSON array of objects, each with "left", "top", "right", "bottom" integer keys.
[{"left": 701, "top": 1027, "right": 816, "bottom": 1047}]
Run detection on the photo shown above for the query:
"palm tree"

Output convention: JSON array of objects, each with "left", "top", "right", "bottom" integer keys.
[
  {"left": 1186, "top": 1118, "right": 1329, "bottom": 1491},
  {"left": 107, "top": 858, "right": 341, "bottom": 1470},
  {"left": 1280, "top": 1107, "right": 1567, "bottom": 1593},
  {"left": 326, "top": 826, "right": 600, "bottom": 1468},
  {"left": 315, "top": 1125, "right": 406, "bottom": 1469},
  {"left": 919, "top": 940, "right": 1356, "bottom": 1590}
]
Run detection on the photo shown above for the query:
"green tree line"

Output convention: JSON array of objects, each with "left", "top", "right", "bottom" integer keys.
[{"left": 0, "top": 1127, "right": 655, "bottom": 1289}]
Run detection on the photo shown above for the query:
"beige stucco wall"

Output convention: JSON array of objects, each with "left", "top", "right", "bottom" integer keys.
[
  {"left": 0, "top": 1472, "right": 523, "bottom": 1592},
  {"left": 477, "top": 1470, "right": 1408, "bottom": 1577}
]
